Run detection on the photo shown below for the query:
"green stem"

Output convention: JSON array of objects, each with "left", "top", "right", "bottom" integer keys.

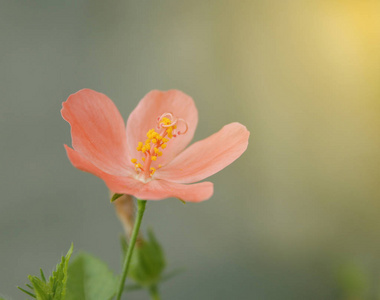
[
  {"left": 149, "top": 285, "right": 161, "bottom": 300},
  {"left": 116, "top": 199, "right": 147, "bottom": 300}
]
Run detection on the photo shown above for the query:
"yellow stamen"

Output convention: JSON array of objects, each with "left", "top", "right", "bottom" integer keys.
[
  {"left": 146, "top": 129, "right": 153, "bottom": 138},
  {"left": 133, "top": 113, "right": 188, "bottom": 177},
  {"left": 161, "top": 117, "right": 171, "bottom": 125}
]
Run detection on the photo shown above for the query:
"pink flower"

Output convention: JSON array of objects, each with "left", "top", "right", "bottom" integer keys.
[{"left": 62, "top": 89, "right": 249, "bottom": 202}]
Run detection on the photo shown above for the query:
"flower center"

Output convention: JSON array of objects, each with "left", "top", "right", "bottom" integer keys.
[{"left": 131, "top": 112, "right": 188, "bottom": 179}]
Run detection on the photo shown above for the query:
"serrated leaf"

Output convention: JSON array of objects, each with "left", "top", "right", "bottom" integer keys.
[
  {"left": 66, "top": 253, "right": 118, "bottom": 300},
  {"left": 18, "top": 244, "right": 73, "bottom": 300},
  {"left": 110, "top": 193, "right": 123, "bottom": 203},
  {"left": 29, "top": 276, "right": 50, "bottom": 300},
  {"left": 49, "top": 243, "right": 73, "bottom": 300}
]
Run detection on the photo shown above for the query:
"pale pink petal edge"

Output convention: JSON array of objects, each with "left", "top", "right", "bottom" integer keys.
[
  {"left": 135, "top": 180, "right": 214, "bottom": 203},
  {"left": 62, "top": 89, "right": 132, "bottom": 176},
  {"left": 65, "top": 145, "right": 143, "bottom": 194}
]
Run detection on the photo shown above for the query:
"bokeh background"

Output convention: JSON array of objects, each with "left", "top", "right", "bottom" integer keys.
[{"left": 1, "top": 1, "right": 380, "bottom": 299}]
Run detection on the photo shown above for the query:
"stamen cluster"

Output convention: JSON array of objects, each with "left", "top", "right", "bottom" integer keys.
[{"left": 131, "top": 113, "right": 188, "bottom": 178}]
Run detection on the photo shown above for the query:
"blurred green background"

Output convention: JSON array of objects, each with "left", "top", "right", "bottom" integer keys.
[{"left": 1, "top": 0, "right": 380, "bottom": 299}]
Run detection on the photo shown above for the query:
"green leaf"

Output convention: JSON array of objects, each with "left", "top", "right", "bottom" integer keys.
[
  {"left": 128, "top": 229, "right": 166, "bottom": 287},
  {"left": 17, "top": 286, "right": 36, "bottom": 298},
  {"left": 40, "top": 269, "right": 47, "bottom": 282},
  {"left": 50, "top": 243, "right": 73, "bottom": 299},
  {"left": 110, "top": 193, "right": 123, "bottom": 203},
  {"left": 66, "top": 253, "right": 118, "bottom": 300},
  {"left": 18, "top": 244, "right": 73, "bottom": 300},
  {"left": 29, "top": 276, "right": 51, "bottom": 300},
  {"left": 123, "top": 268, "right": 185, "bottom": 293}
]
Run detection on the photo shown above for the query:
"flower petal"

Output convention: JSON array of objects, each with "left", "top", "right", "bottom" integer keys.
[
  {"left": 66, "top": 145, "right": 212, "bottom": 202},
  {"left": 62, "top": 89, "right": 132, "bottom": 176},
  {"left": 65, "top": 145, "right": 144, "bottom": 194},
  {"left": 155, "top": 123, "right": 250, "bottom": 183},
  {"left": 134, "top": 180, "right": 213, "bottom": 202},
  {"left": 126, "top": 90, "right": 198, "bottom": 167}
]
